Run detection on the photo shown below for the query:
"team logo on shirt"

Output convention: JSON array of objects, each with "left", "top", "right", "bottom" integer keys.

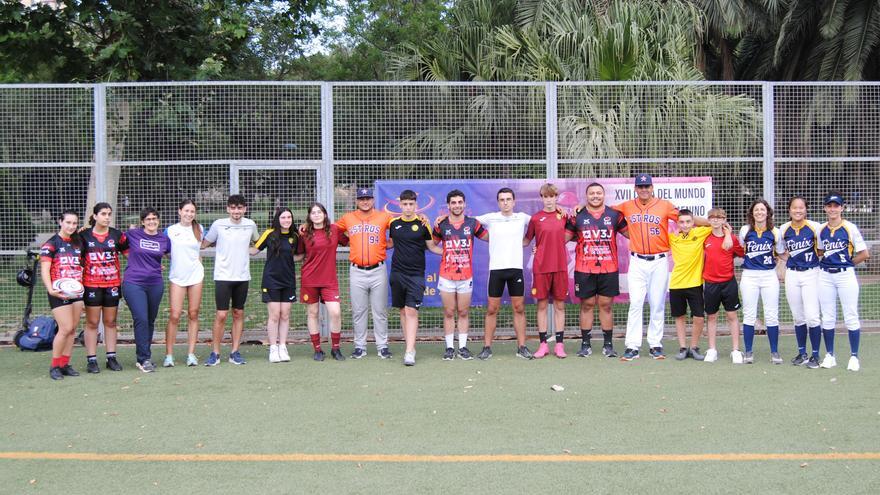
[
  {"left": 603, "top": 217, "right": 611, "bottom": 225},
  {"left": 411, "top": 225, "right": 419, "bottom": 231},
  {"left": 88, "top": 242, "right": 95, "bottom": 247},
  {"left": 556, "top": 213, "right": 562, "bottom": 220},
  {"left": 108, "top": 240, "right": 115, "bottom": 248},
  {"left": 303, "top": 294, "right": 309, "bottom": 302},
  {"left": 463, "top": 227, "right": 471, "bottom": 235}
]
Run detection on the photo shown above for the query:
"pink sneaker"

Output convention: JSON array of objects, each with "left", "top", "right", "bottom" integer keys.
[
  {"left": 554, "top": 342, "right": 567, "bottom": 358},
  {"left": 534, "top": 342, "right": 550, "bottom": 358}
]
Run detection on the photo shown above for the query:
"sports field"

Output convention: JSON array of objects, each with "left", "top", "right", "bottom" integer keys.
[{"left": 1, "top": 335, "right": 879, "bottom": 494}]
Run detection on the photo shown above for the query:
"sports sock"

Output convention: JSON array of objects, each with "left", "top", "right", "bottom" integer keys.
[
  {"left": 743, "top": 324, "right": 755, "bottom": 352},
  {"left": 555, "top": 331, "right": 564, "bottom": 343},
  {"left": 330, "top": 332, "right": 341, "bottom": 350},
  {"left": 51, "top": 357, "right": 61, "bottom": 368},
  {"left": 808, "top": 326, "right": 821, "bottom": 357},
  {"left": 602, "top": 329, "right": 612, "bottom": 347},
  {"left": 767, "top": 325, "right": 779, "bottom": 353},
  {"left": 538, "top": 332, "right": 548, "bottom": 343},
  {"left": 310, "top": 333, "right": 322, "bottom": 351},
  {"left": 580, "top": 329, "right": 592, "bottom": 345},
  {"left": 458, "top": 333, "right": 468, "bottom": 349},
  {"left": 794, "top": 324, "right": 807, "bottom": 355},
  {"left": 60, "top": 355, "right": 70, "bottom": 367},
  {"left": 106, "top": 351, "right": 116, "bottom": 359},
  {"left": 848, "top": 329, "right": 860, "bottom": 356},
  {"left": 822, "top": 328, "right": 835, "bottom": 354},
  {"left": 445, "top": 334, "right": 454, "bottom": 348},
  {"left": 87, "top": 354, "right": 97, "bottom": 363}
]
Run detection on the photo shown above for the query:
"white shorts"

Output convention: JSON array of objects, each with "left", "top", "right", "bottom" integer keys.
[{"left": 437, "top": 277, "right": 473, "bottom": 294}]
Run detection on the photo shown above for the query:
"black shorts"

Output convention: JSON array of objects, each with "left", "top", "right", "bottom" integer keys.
[
  {"left": 704, "top": 279, "right": 741, "bottom": 314},
  {"left": 670, "top": 287, "right": 705, "bottom": 318},
  {"left": 48, "top": 293, "right": 82, "bottom": 310},
  {"left": 574, "top": 271, "right": 619, "bottom": 299},
  {"left": 390, "top": 271, "right": 425, "bottom": 309},
  {"left": 83, "top": 286, "right": 121, "bottom": 307},
  {"left": 261, "top": 287, "right": 296, "bottom": 303},
  {"left": 215, "top": 280, "right": 249, "bottom": 310},
  {"left": 487, "top": 269, "right": 525, "bottom": 298}
]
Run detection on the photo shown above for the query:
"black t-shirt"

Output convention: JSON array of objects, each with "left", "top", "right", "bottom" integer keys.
[
  {"left": 255, "top": 228, "right": 300, "bottom": 289},
  {"left": 389, "top": 217, "right": 432, "bottom": 276}
]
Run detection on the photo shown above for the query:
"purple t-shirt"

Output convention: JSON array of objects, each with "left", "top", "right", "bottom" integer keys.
[{"left": 124, "top": 228, "right": 171, "bottom": 286}]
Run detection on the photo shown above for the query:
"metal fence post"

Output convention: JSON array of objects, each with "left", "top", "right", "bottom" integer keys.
[
  {"left": 545, "top": 82, "right": 558, "bottom": 332},
  {"left": 762, "top": 82, "right": 775, "bottom": 206},
  {"left": 319, "top": 82, "right": 335, "bottom": 338},
  {"left": 94, "top": 84, "right": 107, "bottom": 203}
]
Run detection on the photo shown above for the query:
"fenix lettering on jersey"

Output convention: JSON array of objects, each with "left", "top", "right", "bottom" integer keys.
[
  {"left": 739, "top": 225, "right": 779, "bottom": 270},
  {"left": 432, "top": 217, "right": 485, "bottom": 281},
  {"left": 569, "top": 207, "right": 627, "bottom": 274},
  {"left": 819, "top": 220, "right": 867, "bottom": 268},
  {"left": 776, "top": 220, "right": 821, "bottom": 270}
]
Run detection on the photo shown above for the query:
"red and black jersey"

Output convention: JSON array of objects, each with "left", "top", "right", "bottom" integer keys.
[
  {"left": 432, "top": 217, "right": 485, "bottom": 280},
  {"left": 81, "top": 227, "right": 128, "bottom": 287},
  {"left": 569, "top": 207, "right": 628, "bottom": 274},
  {"left": 40, "top": 234, "right": 84, "bottom": 282}
]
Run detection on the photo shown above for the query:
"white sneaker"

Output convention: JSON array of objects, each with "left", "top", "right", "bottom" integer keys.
[
  {"left": 278, "top": 344, "right": 290, "bottom": 362},
  {"left": 847, "top": 355, "right": 860, "bottom": 372},
  {"left": 269, "top": 344, "right": 281, "bottom": 363},
  {"left": 820, "top": 353, "right": 837, "bottom": 369},
  {"left": 731, "top": 350, "right": 744, "bottom": 364},
  {"left": 704, "top": 348, "right": 718, "bottom": 363},
  {"left": 403, "top": 351, "right": 416, "bottom": 366}
]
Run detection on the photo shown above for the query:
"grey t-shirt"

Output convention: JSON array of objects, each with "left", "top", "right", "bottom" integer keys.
[{"left": 204, "top": 217, "right": 258, "bottom": 281}]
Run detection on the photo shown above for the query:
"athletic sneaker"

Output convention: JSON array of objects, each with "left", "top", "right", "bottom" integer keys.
[
  {"left": 731, "top": 350, "right": 744, "bottom": 364},
  {"left": 649, "top": 347, "right": 665, "bottom": 360},
  {"left": 350, "top": 348, "right": 367, "bottom": 359},
  {"left": 205, "top": 352, "right": 221, "bottom": 367},
  {"left": 443, "top": 347, "right": 456, "bottom": 361},
  {"left": 791, "top": 353, "right": 809, "bottom": 366},
  {"left": 313, "top": 350, "right": 325, "bottom": 362},
  {"left": 533, "top": 342, "right": 550, "bottom": 359},
  {"left": 330, "top": 349, "right": 346, "bottom": 361},
  {"left": 186, "top": 354, "right": 198, "bottom": 367},
  {"left": 516, "top": 345, "right": 534, "bottom": 360},
  {"left": 86, "top": 360, "right": 100, "bottom": 374},
  {"left": 50, "top": 367, "right": 64, "bottom": 380},
  {"left": 60, "top": 364, "right": 80, "bottom": 376},
  {"left": 621, "top": 348, "right": 639, "bottom": 361},
  {"left": 602, "top": 345, "right": 617, "bottom": 358},
  {"left": 278, "top": 345, "right": 291, "bottom": 362},
  {"left": 228, "top": 351, "right": 246, "bottom": 365},
  {"left": 770, "top": 352, "right": 783, "bottom": 365},
  {"left": 847, "top": 356, "right": 860, "bottom": 372},
  {"left": 690, "top": 347, "right": 705, "bottom": 361},
  {"left": 163, "top": 355, "right": 175, "bottom": 368},
  {"left": 106, "top": 356, "right": 123, "bottom": 371},
  {"left": 675, "top": 347, "right": 689, "bottom": 361},
  {"left": 378, "top": 347, "right": 393, "bottom": 359},
  {"left": 404, "top": 351, "right": 416, "bottom": 366},
  {"left": 554, "top": 343, "right": 567, "bottom": 358},
  {"left": 269, "top": 344, "right": 280, "bottom": 363},
  {"left": 703, "top": 348, "right": 718, "bottom": 363},
  {"left": 806, "top": 355, "right": 820, "bottom": 369},
  {"left": 820, "top": 353, "right": 837, "bottom": 369},
  {"left": 136, "top": 360, "right": 155, "bottom": 373},
  {"left": 458, "top": 347, "right": 473, "bottom": 360},
  {"left": 577, "top": 343, "right": 593, "bottom": 357},
  {"left": 477, "top": 346, "right": 493, "bottom": 360},
  {"left": 743, "top": 351, "right": 754, "bottom": 364}
]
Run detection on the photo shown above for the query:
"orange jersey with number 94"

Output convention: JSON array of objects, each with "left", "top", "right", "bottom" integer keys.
[{"left": 336, "top": 210, "right": 393, "bottom": 266}]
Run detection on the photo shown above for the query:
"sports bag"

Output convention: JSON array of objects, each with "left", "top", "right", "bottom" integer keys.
[{"left": 14, "top": 316, "right": 58, "bottom": 352}]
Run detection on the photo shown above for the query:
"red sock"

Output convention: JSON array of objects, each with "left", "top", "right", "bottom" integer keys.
[
  {"left": 61, "top": 355, "right": 70, "bottom": 367},
  {"left": 51, "top": 357, "right": 61, "bottom": 368},
  {"left": 331, "top": 332, "right": 341, "bottom": 350},
  {"left": 310, "top": 333, "right": 322, "bottom": 351}
]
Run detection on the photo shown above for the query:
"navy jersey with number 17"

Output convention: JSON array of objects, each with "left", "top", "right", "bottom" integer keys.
[
  {"left": 739, "top": 225, "right": 779, "bottom": 270},
  {"left": 775, "top": 220, "right": 821, "bottom": 270}
]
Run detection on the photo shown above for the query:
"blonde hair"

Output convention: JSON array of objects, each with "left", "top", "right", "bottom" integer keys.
[
  {"left": 539, "top": 183, "right": 558, "bottom": 197},
  {"left": 708, "top": 207, "right": 727, "bottom": 218}
]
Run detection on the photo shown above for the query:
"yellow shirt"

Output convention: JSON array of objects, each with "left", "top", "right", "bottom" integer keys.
[{"left": 669, "top": 226, "right": 712, "bottom": 289}]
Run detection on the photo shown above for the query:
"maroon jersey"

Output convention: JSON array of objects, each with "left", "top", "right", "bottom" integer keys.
[
  {"left": 40, "top": 234, "right": 84, "bottom": 282},
  {"left": 81, "top": 227, "right": 128, "bottom": 287},
  {"left": 298, "top": 225, "right": 348, "bottom": 287},
  {"left": 432, "top": 217, "right": 485, "bottom": 280},
  {"left": 570, "top": 207, "right": 628, "bottom": 274},
  {"left": 525, "top": 210, "right": 569, "bottom": 273}
]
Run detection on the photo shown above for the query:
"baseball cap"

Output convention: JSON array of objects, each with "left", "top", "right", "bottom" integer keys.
[
  {"left": 634, "top": 173, "right": 653, "bottom": 186},
  {"left": 824, "top": 193, "right": 844, "bottom": 205},
  {"left": 356, "top": 187, "right": 374, "bottom": 199}
]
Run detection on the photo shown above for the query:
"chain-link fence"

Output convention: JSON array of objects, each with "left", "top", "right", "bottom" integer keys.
[{"left": 1, "top": 81, "right": 877, "bottom": 344}]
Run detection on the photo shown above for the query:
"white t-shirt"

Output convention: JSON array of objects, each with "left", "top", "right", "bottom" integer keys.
[
  {"left": 204, "top": 217, "right": 258, "bottom": 281},
  {"left": 475, "top": 211, "right": 531, "bottom": 270},
  {"left": 166, "top": 223, "right": 205, "bottom": 286}
]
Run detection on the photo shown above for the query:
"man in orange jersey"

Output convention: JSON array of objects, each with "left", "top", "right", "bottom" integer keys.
[
  {"left": 615, "top": 174, "right": 707, "bottom": 361},
  {"left": 336, "top": 187, "right": 394, "bottom": 360}
]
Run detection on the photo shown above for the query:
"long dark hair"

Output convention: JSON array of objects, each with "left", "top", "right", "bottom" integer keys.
[
  {"left": 267, "top": 207, "right": 294, "bottom": 258},
  {"left": 179, "top": 199, "right": 201, "bottom": 241},
  {"left": 747, "top": 198, "right": 774, "bottom": 231},
  {"left": 88, "top": 202, "right": 113, "bottom": 228},
  {"left": 58, "top": 209, "right": 82, "bottom": 248},
  {"left": 305, "top": 202, "right": 331, "bottom": 241}
]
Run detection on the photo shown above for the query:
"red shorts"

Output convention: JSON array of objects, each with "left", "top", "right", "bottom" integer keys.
[
  {"left": 530, "top": 271, "right": 568, "bottom": 301},
  {"left": 300, "top": 286, "right": 340, "bottom": 304}
]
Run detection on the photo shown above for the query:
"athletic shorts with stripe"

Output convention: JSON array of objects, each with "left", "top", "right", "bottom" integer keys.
[{"left": 703, "top": 278, "right": 741, "bottom": 314}]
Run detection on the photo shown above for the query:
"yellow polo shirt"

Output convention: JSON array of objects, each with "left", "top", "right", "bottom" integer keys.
[{"left": 669, "top": 226, "right": 712, "bottom": 289}]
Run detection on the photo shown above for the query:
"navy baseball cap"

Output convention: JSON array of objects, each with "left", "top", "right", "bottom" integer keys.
[
  {"left": 634, "top": 173, "right": 653, "bottom": 186},
  {"left": 824, "top": 193, "right": 844, "bottom": 205},
  {"left": 356, "top": 187, "right": 374, "bottom": 199}
]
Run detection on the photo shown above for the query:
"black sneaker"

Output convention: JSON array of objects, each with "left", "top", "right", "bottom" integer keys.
[
  {"left": 378, "top": 347, "right": 393, "bottom": 359},
  {"left": 135, "top": 360, "right": 156, "bottom": 373},
  {"left": 649, "top": 347, "right": 666, "bottom": 360},
  {"left": 675, "top": 347, "right": 689, "bottom": 361},
  {"left": 516, "top": 345, "right": 534, "bottom": 360},
  {"left": 458, "top": 347, "right": 473, "bottom": 360},
  {"left": 313, "top": 350, "right": 325, "bottom": 361},
  {"left": 330, "top": 349, "right": 346, "bottom": 361},
  {"left": 60, "top": 365, "right": 80, "bottom": 376},
  {"left": 806, "top": 355, "right": 820, "bottom": 369},
  {"left": 49, "top": 367, "right": 64, "bottom": 380},
  {"left": 443, "top": 347, "right": 455, "bottom": 361},
  {"left": 791, "top": 353, "right": 809, "bottom": 366},
  {"left": 106, "top": 357, "right": 123, "bottom": 371},
  {"left": 477, "top": 346, "right": 493, "bottom": 360},
  {"left": 602, "top": 345, "right": 618, "bottom": 358},
  {"left": 86, "top": 360, "right": 100, "bottom": 374},
  {"left": 350, "top": 348, "right": 366, "bottom": 359},
  {"left": 577, "top": 343, "right": 593, "bottom": 357},
  {"left": 690, "top": 347, "right": 705, "bottom": 361}
]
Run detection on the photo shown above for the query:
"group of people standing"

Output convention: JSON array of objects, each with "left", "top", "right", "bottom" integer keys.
[{"left": 38, "top": 175, "right": 869, "bottom": 379}]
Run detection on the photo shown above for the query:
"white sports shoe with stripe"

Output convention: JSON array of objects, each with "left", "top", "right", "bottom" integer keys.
[{"left": 847, "top": 356, "right": 860, "bottom": 372}]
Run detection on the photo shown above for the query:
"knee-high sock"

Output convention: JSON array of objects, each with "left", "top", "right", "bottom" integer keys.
[
  {"left": 794, "top": 324, "right": 807, "bottom": 355},
  {"left": 848, "top": 329, "right": 860, "bottom": 356},
  {"left": 743, "top": 324, "right": 755, "bottom": 353},
  {"left": 808, "top": 326, "right": 822, "bottom": 357},
  {"left": 822, "top": 328, "right": 835, "bottom": 355},
  {"left": 767, "top": 326, "right": 779, "bottom": 353}
]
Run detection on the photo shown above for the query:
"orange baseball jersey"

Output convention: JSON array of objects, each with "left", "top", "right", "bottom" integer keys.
[
  {"left": 336, "top": 209, "right": 393, "bottom": 266},
  {"left": 613, "top": 198, "right": 679, "bottom": 255}
]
